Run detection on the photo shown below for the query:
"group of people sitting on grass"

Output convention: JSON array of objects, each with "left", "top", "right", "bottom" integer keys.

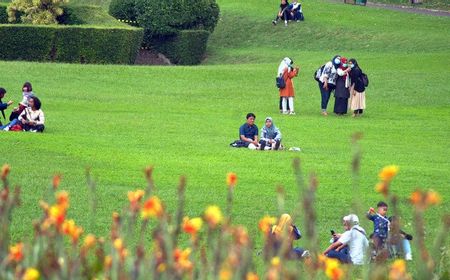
[
  {"left": 0, "top": 82, "right": 45, "bottom": 132},
  {"left": 267, "top": 201, "right": 413, "bottom": 265},
  {"left": 272, "top": 0, "right": 305, "bottom": 26},
  {"left": 231, "top": 113, "right": 282, "bottom": 150}
]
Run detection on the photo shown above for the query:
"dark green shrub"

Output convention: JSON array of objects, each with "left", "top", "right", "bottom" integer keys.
[
  {"left": 0, "top": 24, "right": 143, "bottom": 64},
  {"left": 150, "top": 29, "right": 210, "bottom": 65},
  {"left": 109, "top": 0, "right": 137, "bottom": 23},
  {"left": 0, "top": 3, "right": 9, "bottom": 23},
  {"left": 0, "top": 25, "right": 55, "bottom": 61}
]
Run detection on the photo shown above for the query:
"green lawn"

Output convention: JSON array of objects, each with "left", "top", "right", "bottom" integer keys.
[{"left": 1, "top": 0, "right": 449, "bottom": 277}]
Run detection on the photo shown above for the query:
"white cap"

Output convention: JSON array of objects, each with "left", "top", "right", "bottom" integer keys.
[{"left": 343, "top": 214, "right": 359, "bottom": 225}]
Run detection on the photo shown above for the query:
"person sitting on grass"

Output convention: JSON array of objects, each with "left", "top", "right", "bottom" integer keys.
[
  {"left": 272, "top": 0, "right": 291, "bottom": 27},
  {"left": 388, "top": 216, "right": 413, "bottom": 261},
  {"left": 0, "top": 87, "right": 14, "bottom": 128},
  {"left": 323, "top": 214, "right": 369, "bottom": 265},
  {"left": 14, "top": 96, "right": 45, "bottom": 132},
  {"left": 266, "top": 214, "right": 309, "bottom": 259},
  {"left": 366, "top": 201, "right": 389, "bottom": 256},
  {"left": 9, "top": 82, "right": 34, "bottom": 121},
  {"left": 259, "top": 117, "right": 282, "bottom": 150},
  {"left": 239, "top": 113, "right": 259, "bottom": 150},
  {"left": 289, "top": 0, "right": 304, "bottom": 21}
]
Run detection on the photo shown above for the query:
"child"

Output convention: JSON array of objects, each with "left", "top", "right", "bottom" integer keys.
[
  {"left": 289, "top": 0, "right": 304, "bottom": 21},
  {"left": 259, "top": 117, "right": 282, "bottom": 150},
  {"left": 0, "top": 87, "right": 14, "bottom": 127},
  {"left": 366, "top": 201, "right": 389, "bottom": 253},
  {"left": 9, "top": 82, "right": 34, "bottom": 121}
]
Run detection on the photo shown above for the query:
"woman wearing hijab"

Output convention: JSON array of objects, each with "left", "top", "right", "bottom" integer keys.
[
  {"left": 265, "top": 214, "right": 309, "bottom": 259},
  {"left": 277, "top": 57, "right": 299, "bottom": 115},
  {"left": 333, "top": 57, "right": 351, "bottom": 115},
  {"left": 348, "top": 58, "right": 366, "bottom": 117},
  {"left": 259, "top": 117, "right": 282, "bottom": 150},
  {"left": 318, "top": 55, "right": 340, "bottom": 116}
]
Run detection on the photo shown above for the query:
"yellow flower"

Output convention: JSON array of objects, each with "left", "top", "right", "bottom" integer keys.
[
  {"left": 49, "top": 205, "right": 66, "bottom": 226},
  {"left": 389, "top": 259, "right": 411, "bottom": 280},
  {"left": 204, "top": 205, "right": 223, "bottom": 228},
  {"left": 113, "top": 238, "right": 124, "bottom": 251},
  {"left": 174, "top": 248, "right": 193, "bottom": 271},
  {"left": 22, "top": 268, "right": 40, "bottom": 280},
  {"left": 425, "top": 190, "right": 441, "bottom": 206},
  {"left": 141, "top": 196, "right": 163, "bottom": 219},
  {"left": 258, "top": 215, "right": 276, "bottom": 234},
  {"left": 379, "top": 165, "right": 399, "bottom": 182},
  {"left": 1, "top": 164, "right": 10, "bottom": 180},
  {"left": 324, "top": 258, "right": 344, "bottom": 280},
  {"left": 182, "top": 217, "right": 203, "bottom": 236},
  {"left": 128, "top": 189, "right": 145, "bottom": 204},
  {"left": 271, "top": 256, "right": 280, "bottom": 267},
  {"left": 9, "top": 242, "right": 24, "bottom": 262},
  {"left": 375, "top": 182, "right": 389, "bottom": 197},
  {"left": 83, "top": 234, "right": 96, "bottom": 249},
  {"left": 104, "top": 255, "right": 112, "bottom": 268},
  {"left": 226, "top": 172, "right": 238, "bottom": 188},
  {"left": 219, "top": 266, "right": 232, "bottom": 280},
  {"left": 61, "top": 219, "right": 83, "bottom": 243}
]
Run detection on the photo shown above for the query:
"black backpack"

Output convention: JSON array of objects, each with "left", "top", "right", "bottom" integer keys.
[
  {"left": 360, "top": 72, "right": 369, "bottom": 87},
  {"left": 313, "top": 64, "right": 325, "bottom": 82}
]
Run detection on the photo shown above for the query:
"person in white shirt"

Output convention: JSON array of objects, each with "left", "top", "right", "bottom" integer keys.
[
  {"left": 323, "top": 214, "right": 369, "bottom": 265},
  {"left": 19, "top": 96, "right": 45, "bottom": 132}
]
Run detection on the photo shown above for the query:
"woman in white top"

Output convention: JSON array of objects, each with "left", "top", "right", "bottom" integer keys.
[{"left": 19, "top": 96, "right": 45, "bottom": 132}]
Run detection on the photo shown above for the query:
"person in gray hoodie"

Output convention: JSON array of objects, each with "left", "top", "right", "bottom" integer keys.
[{"left": 259, "top": 117, "right": 282, "bottom": 150}]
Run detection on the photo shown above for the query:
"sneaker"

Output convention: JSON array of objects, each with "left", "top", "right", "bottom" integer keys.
[
  {"left": 321, "top": 111, "right": 328, "bottom": 116},
  {"left": 289, "top": 111, "right": 296, "bottom": 115},
  {"left": 301, "top": 250, "right": 310, "bottom": 258},
  {"left": 284, "top": 21, "right": 288, "bottom": 27},
  {"left": 272, "top": 20, "right": 277, "bottom": 25},
  {"left": 3, "top": 126, "right": 10, "bottom": 131},
  {"left": 282, "top": 111, "right": 289, "bottom": 115},
  {"left": 296, "top": 20, "right": 300, "bottom": 22},
  {"left": 405, "top": 253, "right": 412, "bottom": 261}
]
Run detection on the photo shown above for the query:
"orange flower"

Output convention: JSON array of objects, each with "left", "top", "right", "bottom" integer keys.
[
  {"left": 219, "top": 266, "right": 232, "bottom": 280},
  {"left": 233, "top": 226, "right": 249, "bottom": 246},
  {"left": 174, "top": 248, "right": 193, "bottom": 271},
  {"left": 141, "top": 196, "right": 163, "bottom": 219},
  {"left": 52, "top": 174, "right": 61, "bottom": 189},
  {"left": 1, "top": 164, "right": 10, "bottom": 180},
  {"left": 258, "top": 215, "right": 276, "bottom": 234},
  {"left": 324, "top": 258, "right": 344, "bottom": 280},
  {"left": 182, "top": 217, "right": 203, "bottom": 236},
  {"left": 113, "top": 238, "right": 124, "bottom": 251},
  {"left": 204, "top": 205, "right": 223, "bottom": 228},
  {"left": 62, "top": 219, "right": 83, "bottom": 243},
  {"left": 379, "top": 165, "right": 399, "bottom": 182},
  {"left": 375, "top": 182, "right": 389, "bottom": 197},
  {"left": 104, "top": 255, "right": 113, "bottom": 268},
  {"left": 425, "top": 190, "right": 441, "bottom": 206},
  {"left": 128, "top": 189, "right": 145, "bottom": 204},
  {"left": 226, "top": 172, "right": 237, "bottom": 188},
  {"left": 83, "top": 234, "right": 96, "bottom": 250},
  {"left": 410, "top": 189, "right": 441, "bottom": 209},
  {"left": 9, "top": 242, "right": 24, "bottom": 262},
  {"left": 246, "top": 272, "right": 259, "bottom": 280},
  {"left": 22, "top": 268, "right": 40, "bottom": 280},
  {"left": 389, "top": 259, "right": 411, "bottom": 280},
  {"left": 410, "top": 190, "right": 422, "bottom": 205},
  {"left": 49, "top": 205, "right": 66, "bottom": 226},
  {"left": 56, "top": 191, "right": 69, "bottom": 210}
]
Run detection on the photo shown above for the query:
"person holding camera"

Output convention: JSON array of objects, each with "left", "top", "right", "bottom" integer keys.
[{"left": 277, "top": 57, "right": 299, "bottom": 115}]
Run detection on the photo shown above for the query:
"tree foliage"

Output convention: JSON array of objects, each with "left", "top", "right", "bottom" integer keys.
[{"left": 7, "top": 0, "right": 68, "bottom": 24}]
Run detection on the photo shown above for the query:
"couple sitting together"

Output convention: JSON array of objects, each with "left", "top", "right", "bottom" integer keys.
[
  {"left": 0, "top": 82, "right": 45, "bottom": 132},
  {"left": 231, "top": 113, "right": 282, "bottom": 150}
]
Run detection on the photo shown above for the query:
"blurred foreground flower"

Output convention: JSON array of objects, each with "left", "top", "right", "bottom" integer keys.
[
  {"left": 56, "top": 191, "right": 69, "bottom": 209},
  {"left": 62, "top": 219, "right": 83, "bottom": 243},
  {"left": 1, "top": 164, "right": 10, "bottom": 180},
  {"left": 258, "top": 215, "right": 276, "bottom": 234},
  {"left": 182, "top": 217, "right": 203, "bottom": 236},
  {"left": 410, "top": 189, "right": 441, "bottom": 210},
  {"left": 204, "top": 205, "right": 223, "bottom": 228},
  {"left": 141, "top": 196, "right": 163, "bottom": 219},
  {"left": 226, "top": 172, "right": 237, "bottom": 188},
  {"left": 389, "top": 259, "right": 411, "bottom": 280},
  {"left": 9, "top": 242, "right": 24, "bottom": 262},
  {"left": 379, "top": 165, "right": 399, "bottom": 182},
  {"left": 375, "top": 182, "right": 388, "bottom": 197},
  {"left": 174, "top": 248, "right": 193, "bottom": 272},
  {"left": 324, "top": 257, "right": 344, "bottom": 280},
  {"left": 246, "top": 272, "right": 259, "bottom": 280},
  {"left": 22, "top": 268, "right": 40, "bottom": 280},
  {"left": 52, "top": 174, "right": 61, "bottom": 189}
]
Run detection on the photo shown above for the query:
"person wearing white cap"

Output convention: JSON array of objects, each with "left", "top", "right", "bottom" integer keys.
[{"left": 323, "top": 214, "right": 369, "bottom": 265}]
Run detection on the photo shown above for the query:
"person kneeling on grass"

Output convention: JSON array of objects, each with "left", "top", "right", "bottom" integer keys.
[
  {"left": 259, "top": 117, "right": 282, "bottom": 150},
  {"left": 323, "top": 214, "right": 369, "bottom": 265}
]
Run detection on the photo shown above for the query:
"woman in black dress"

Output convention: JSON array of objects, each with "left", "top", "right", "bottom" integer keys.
[{"left": 333, "top": 57, "right": 351, "bottom": 115}]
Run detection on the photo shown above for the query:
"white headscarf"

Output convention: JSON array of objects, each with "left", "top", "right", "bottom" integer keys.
[{"left": 277, "top": 57, "right": 293, "bottom": 77}]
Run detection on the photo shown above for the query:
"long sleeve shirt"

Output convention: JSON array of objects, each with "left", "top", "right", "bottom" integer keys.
[{"left": 19, "top": 107, "right": 45, "bottom": 125}]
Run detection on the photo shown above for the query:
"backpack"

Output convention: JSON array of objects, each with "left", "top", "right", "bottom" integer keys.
[
  {"left": 276, "top": 76, "right": 286, "bottom": 89},
  {"left": 313, "top": 64, "right": 325, "bottom": 82},
  {"left": 360, "top": 72, "right": 369, "bottom": 87}
]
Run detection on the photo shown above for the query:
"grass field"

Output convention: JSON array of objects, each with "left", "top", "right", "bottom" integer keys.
[{"left": 1, "top": 0, "right": 449, "bottom": 276}]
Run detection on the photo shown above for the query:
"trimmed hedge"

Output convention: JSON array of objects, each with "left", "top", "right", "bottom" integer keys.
[
  {"left": 0, "top": 3, "right": 8, "bottom": 24},
  {"left": 150, "top": 30, "right": 210, "bottom": 65},
  {"left": 0, "top": 24, "right": 143, "bottom": 64}
]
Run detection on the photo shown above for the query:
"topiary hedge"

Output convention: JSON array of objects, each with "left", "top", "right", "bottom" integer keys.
[
  {"left": 0, "top": 3, "right": 8, "bottom": 24},
  {"left": 149, "top": 30, "right": 210, "bottom": 65},
  {"left": 0, "top": 24, "right": 143, "bottom": 64}
]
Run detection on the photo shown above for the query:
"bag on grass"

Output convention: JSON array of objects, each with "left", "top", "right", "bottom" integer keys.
[
  {"left": 230, "top": 140, "right": 247, "bottom": 148},
  {"left": 276, "top": 76, "right": 286, "bottom": 89}
]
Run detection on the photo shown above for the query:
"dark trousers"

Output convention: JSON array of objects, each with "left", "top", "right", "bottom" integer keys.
[
  {"left": 326, "top": 247, "right": 351, "bottom": 263},
  {"left": 279, "top": 97, "right": 290, "bottom": 111},
  {"left": 274, "top": 10, "right": 290, "bottom": 22},
  {"left": 22, "top": 123, "right": 45, "bottom": 132},
  {"left": 259, "top": 139, "right": 281, "bottom": 150},
  {"left": 354, "top": 109, "right": 363, "bottom": 114},
  {"left": 318, "top": 82, "right": 332, "bottom": 111}
]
